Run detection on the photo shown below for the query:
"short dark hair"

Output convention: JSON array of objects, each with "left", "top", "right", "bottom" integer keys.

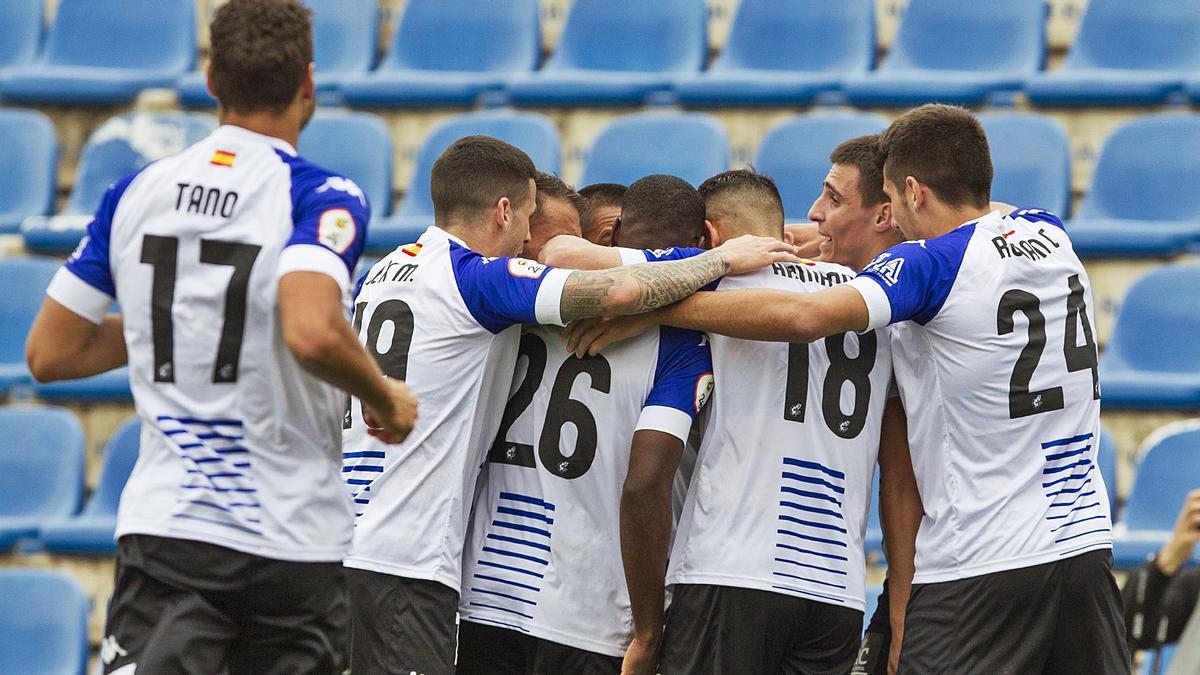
[
  {"left": 878, "top": 104, "right": 992, "bottom": 209},
  {"left": 578, "top": 183, "right": 626, "bottom": 237},
  {"left": 209, "top": 0, "right": 313, "bottom": 114},
  {"left": 617, "top": 175, "right": 706, "bottom": 249},
  {"left": 697, "top": 168, "right": 783, "bottom": 237},
  {"left": 431, "top": 135, "right": 537, "bottom": 223},
  {"left": 535, "top": 172, "right": 585, "bottom": 216},
  {"left": 830, "top": 135, "right": 887, "bottom": 207}
]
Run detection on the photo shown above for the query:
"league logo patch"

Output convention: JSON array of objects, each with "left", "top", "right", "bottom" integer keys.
[
  {"left": 694, "top": 372, "right": 715, "bottom": 412},
  {"left": 315, "top": 176, "right": 367, "bottom": 208},
  {"left": 318, "top": 208, "right": 357, "bottom": 254},
  {"left": 508, "top": 258, "right": 546, "bottom": 279}
]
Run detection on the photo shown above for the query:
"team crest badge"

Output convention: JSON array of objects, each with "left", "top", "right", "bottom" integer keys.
[{"left": 318, "top": 208, "right": 357, "bottom": 254}]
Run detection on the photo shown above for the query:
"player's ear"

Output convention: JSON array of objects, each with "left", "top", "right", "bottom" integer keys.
[
  {"left": 703, "top": 219, "right": 720, "bottom": 249},
  {"left": 205, "top": 61, "right": 217, "bottom": 100},
  {"left": 874, "top": 201, "right": 893, "bottom": 233},
  {"left": 496, "top": 196, "right": 513, "bottom": 230},
  {"left": 301, "top": 62, "right": 315, "bottom": 100},
  {"left": 609, "top": 216, "right": 622, "bottom": 247},
  {"left": 905, "top": 176, "right": 923, "bottom": 210}
]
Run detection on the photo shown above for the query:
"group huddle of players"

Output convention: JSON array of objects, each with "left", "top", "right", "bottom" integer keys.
[{"left": 22, "top": 2, "right": 1134, "bottom": 674}]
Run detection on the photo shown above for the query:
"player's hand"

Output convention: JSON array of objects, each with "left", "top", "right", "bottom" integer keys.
[
  {"left": 713, "top": 235, "right": 805, "bottom": 275},
  {"left": 621, "top": 634, "right": 660, "bottom": 675},
  {"left": 1158, "top": 489, "right": 1200, "bottom": 575},
  {"left": 563, "top": 314, "right": 657, "bottom": 358},
  {"left": 364, "top": 378, "right": 418, "bottom": 444},
  {"left": 784, "top": 223, "right": 824, "bottom": 260}
]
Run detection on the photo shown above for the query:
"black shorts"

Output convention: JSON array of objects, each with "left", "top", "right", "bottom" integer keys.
[
  {"left": 660, "top": 583, "right": 863, "bottom": 675},
  {"left": 456, "top": 619, "right": 622, "bottom": 675},
  {"left": 347, "top": 568, "right": 459, "bottom": 675},
  {"left": 101, "top": 534, "right": 349, "bottom": 675},
  {"left": 899, "top": 549, "right": 1130, "bottom": 674}
]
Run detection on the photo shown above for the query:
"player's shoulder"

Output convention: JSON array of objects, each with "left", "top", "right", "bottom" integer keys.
[
  {"left": 277, "top": 150, "right": 369, "bottom": 212},
  {"left": 721, "top": 258, "right": 855, "bottom": 292},
  {"left": 1005, "top": 207, "right": 1066, "bottom": 230}
]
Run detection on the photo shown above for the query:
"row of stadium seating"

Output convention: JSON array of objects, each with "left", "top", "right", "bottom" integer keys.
[
  {"left": 4, "top": 0, "right": 1200, "bottom": 108},
  {"left": 7, "top": 106, "right": 1200, "bottom": 257}
]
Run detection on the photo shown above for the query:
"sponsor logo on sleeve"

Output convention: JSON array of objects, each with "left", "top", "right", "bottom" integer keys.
[
  {"left": 315, "top": 176, "right": 368, "bottom": 208},
  {"left": 68, "top": 235, "right": 90, "bottom": 263},
  {"left": 508, "top": 258, "right": 547, "bottom": 279},
  {"left": 649, "top": 247, "right": 676, "bottom": 259},
  {"left": 318, "top": 207, "right": 357, "bottom": 254},
  {"left": 863, "top": 253, "right": 904, "bottom": 287},
  {"left": 694, "top": 372, "right": 715, "bottom": 412}
]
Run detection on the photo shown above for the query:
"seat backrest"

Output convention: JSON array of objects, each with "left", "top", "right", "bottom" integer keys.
[
  {"left": 0, "top": 109, "right": 57, "bottom": 222},
  {"left": 0, "top": 570, "right": 88, "bottom": 675},
  {"left": 581, "top": 112, "right": 729, "bottom": 187},
  {"left": 1098, "top": 425, "right": 1118, "bottom": 513},
  {"left": 978, "top": 113, "right": 1071, "bottom": 217},
  {"left": 1104, "top": 264, "right": 1200, "bottom": 375},
  {"left": 1065, "top": 0, "right": 1200, "bottom": 71},
  {"left": 299, "top": 111, "right": 394, "bottom": 217},
  {"left": 42, "top": 0, "right": 194, "bottom": 72},
  {"left": 754, "top": 113, "right": 888, "bottom": 221},
  {"left": 309, "top": 0, "right": 378, "bottom": 76},
  {"left": 716, "top": 0, "right": 873, "bottom": 74},
  {"left": 64, "top": 113, "right": 217, "bottom": 216},
  {"left": 1078, "top": 114, "right": 1200, "bottom": 222},
  {"left": 383, "top": 0, "right": 538, "bottom": 73},
  {"left": 548, "top": 0, "right": 706, "bottom": 73},
  {"left": 0, "top": 406, "right": 84, "bottom": 519},
  {"left": 397, "top": 111, "right": 561, "bottom": 219},
  {"left": 0, "top": 257, "right": 62, "bottom": 365},
  {"left": 1121, "top": 422, "right": 1200, "bottom": 531},
  {"left": 0, "top": 0, "right": 42, "bottom": 69},
  {"left": 83, "top": 417, "right": 141, "bottom": 517},
  {"left": 884, "top": 0, "right": 1044, "bottom": 73}
]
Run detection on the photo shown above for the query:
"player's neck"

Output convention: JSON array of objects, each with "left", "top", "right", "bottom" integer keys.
[
  {"left": 440, "top": 222, "right": 504, "bottom": 257},
  {"left": 218, "top": 110, "right": 302, "bottom": 151},
  {"left": 918, "top": 203, "right": 994, "bottom": 240}
]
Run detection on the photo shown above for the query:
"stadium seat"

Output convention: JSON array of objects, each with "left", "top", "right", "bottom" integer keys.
[
  {"left": 340, "top": 0, "right": 538, "bottom": 107},
  {"left": 0, "top": 569, "right": 88, "bottom": 675},
  {"left": 1098, "top": 425, "right": 1119, "bottom": 514},
  {"left": 579, "top": 111, "right": 729, "bottom": 188},
  {"left": 369, "top": 110, "right": 561, "bottom": 251},
  {"left": 0, "top": 257, "right": 60, "bottom": 396},
  {"left": 298, "top": 110, "right": 394, "bottom": 219},
  {"left": 841, "top": 0, "right": 1045, "bottom": 107},
  {"left": 672, "top": 0, "right": 874, "bottom": 107},
  {"left": 1112, "top": 422, "right": 1200, "bottom": 567},
  {"left": 0, "top": 109, "right": 57, "bottom": 234},
  {"left": 0, "top": 0, "right": 43, "bottom": 70},
  {"left": 0, "top": 0, "right": 194, "bottom": 105},
  {"left": 1101, "top": 264, "right": 1200, "bottom": 410},
  {"left": 753, "top": 113, "right": 888, "bottom": 221},
  {"left": 23, "top": 112, "right": 217, "bottom": 254},
  {"left": 1068, "top": 114, "right": 1200, "bottom": 258},
  {"left": 505, "top": 0, "right": 706, "bottom": 106},
  {"left": 978, "top": 113, "right": 1072, "bottom": 218},
  {"left": 1026, "top": 0, "right": 1200, "bottom": 106},
  {"left": 39, "top": 417, "right": 140, "bottom": 555},
  {"left": 0, "top": 406, "right": 85, "bottom": 551},
  {"left": 179, "top": 0, "right": 380, "bottom": 106}
]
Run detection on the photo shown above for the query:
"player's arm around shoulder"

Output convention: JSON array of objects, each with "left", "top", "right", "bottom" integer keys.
[{"left": 539, "top": 234, "right": 626, "bottom": 269}]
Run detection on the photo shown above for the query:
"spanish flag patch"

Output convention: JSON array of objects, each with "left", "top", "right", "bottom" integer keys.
[
  {"left": 401, "top": 243, "right": 423, "bottom": 257},
  {"left": 210, "top": 150, "right": 236, "bottom": 168}
]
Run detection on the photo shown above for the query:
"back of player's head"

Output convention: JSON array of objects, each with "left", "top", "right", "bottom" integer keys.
[
  {"left": 879, "top": 104, "right": 992, "bottom": 209},
  {"left": 616, "top": 175, "right": 706, "bottom": 249},
  {"left": 578, "top": 183, "right": 626, "bottom": 239},
  {"left": 209, "top": 0, "right": 313, "bottom": 114},
  {"left": 830, "top": 135, "right": 887, "bottom": 208},
  {"left": 431, "top": 135, "right": 537, "bottom": 224},
  {"left": 535, "top": 172, "right": 586, "bottom": 216},
  {"left": 698, "top": 168, "right": 783, "bottom": 238}
]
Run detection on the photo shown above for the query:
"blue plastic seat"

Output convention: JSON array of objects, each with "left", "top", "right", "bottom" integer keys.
[
  {"left": 0, "top": 569, "right": 88, "bottom": 675},
  {"left": 0, "top": 0, "right": 194, "bottom": 105},
  {"left": 1068, "top": 114, "right": 1200, "bottom": 258},
  {"left": 1027, "top": 0, "right": 1200, "bottom": 106},
  {"left": 40, "top": 417, "right": 140, "bottom": 555},
  {"left": 299, "top": 110, "right": 394, "bottom": 220},
  {"left": 580, "top": 112, "right": 729, "bottom": 188},
  {"left": 370, "top": 110, "right": 561, "bottom": 251},
  {"left": 340, "top": 0, "right": 537, "bottom": 107},
  {"left": 506, "top": 0, "right": 706, "bottom": 106},
  {"left": 842, "top": 0, "right": 1044, "bottom": 107},
  {"left": 0, "top": 257, "right": 60, "bottom": 395},
  {"left": 753, "top": 113, "right": 888, "bottom": 221},
  {"left": 0, "top": 109, "right": 57, "bottom": 235},
  {"left": 1101, "top": 264, "right": 1200, "bottom": 410},
  {"left": 0, "top": 406, "right": 85, "bottom": 551},
  {"left": 978, "top": 113, "right": 1072, "bottom": 218},
  {"left": 673, "top": 0, "right": 873, "bottom": 107},
  {"left": 0, "top": 0, "right": 43, "bottom": 70},
  {"left": 1112, "top": 423, "right": 1200, "bottom": 567},
  {"left": 179, "top": 0, "right": 380, "bottom": 107},
  {"left": 23, "top": 112, "right": 217, "bottom": 254}
]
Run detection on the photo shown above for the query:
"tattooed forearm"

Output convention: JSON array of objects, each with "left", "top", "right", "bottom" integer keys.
[{"left": 558, "top": 250, "right": 729, "bottom": 322}]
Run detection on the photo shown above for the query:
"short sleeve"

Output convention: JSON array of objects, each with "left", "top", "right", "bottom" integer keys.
[
  {"left": 275, "top": 152, "right": 369, "bottom": 292},
  {"left": 449, "top": 244, "right": 573, "bottom": 333},
  {"left": 636, "top": 326, "right": 715, "bottom": 442}
]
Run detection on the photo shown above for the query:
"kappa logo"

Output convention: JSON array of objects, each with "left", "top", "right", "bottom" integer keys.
[
  {"left": 694, "top": 372, "right": 715, "bottom": 412},
  {"left": 649, "top": 248, "right": 676, "bottom": 259},
  {"left": 868, "top": 257, "right": 905, "bottom": 287},
  {"left": 68, "top": 235, "right": 90, "bottom": 263},
  {"left": 100, "top": 635, "right": 129, "bottom": 665},
  {"left": 316, "top": 176, "right": 368, "bottom": 208},
  {"left": 318, "top": 207, "right": 357, "bottom": 254},
  {"left": 508, "top": 258, "right": 546, "bottom": 279}
]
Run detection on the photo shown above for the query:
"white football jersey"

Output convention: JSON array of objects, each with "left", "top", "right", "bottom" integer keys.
[
  {"left": 849, "top": 208, "right": 1111, "bottom": 584},
  {"left": 459, "top": 323, "right": 713, "bottom": 656},
  {"left": 46, "top": 125, "right": 370, "bottom": 561},
  {"left": 342, "top": 226, "right": 570, "bottom": 590}
]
